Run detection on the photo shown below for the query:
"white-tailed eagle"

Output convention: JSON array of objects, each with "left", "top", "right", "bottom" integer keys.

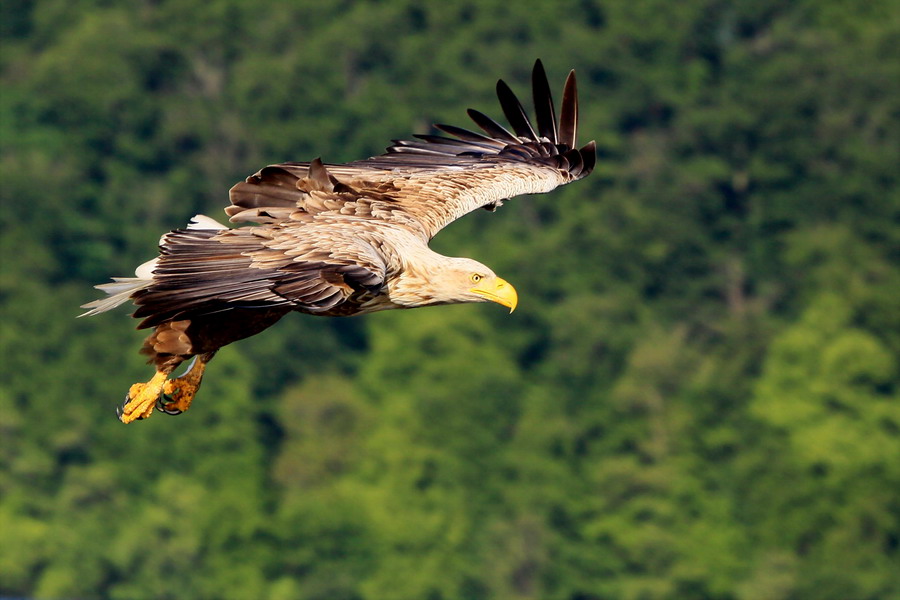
[{"left": 82, "top": 60, "right": 596, "bottom": 423}]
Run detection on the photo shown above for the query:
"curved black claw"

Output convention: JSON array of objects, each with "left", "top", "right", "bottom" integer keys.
[{"left": 156, "top": 393, "right": 183, "bottom": 416}]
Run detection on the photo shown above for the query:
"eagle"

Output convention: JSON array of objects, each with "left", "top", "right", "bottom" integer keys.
[{"left": 82, "top": 60, "right": 596, "bottom": 423}]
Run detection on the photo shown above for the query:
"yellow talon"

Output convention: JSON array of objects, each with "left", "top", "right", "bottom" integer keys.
[
  {"left": 119, "top": 371, "right": 168, "bottom": 423},
  {"left": 157, "top": 357, "right": 207, "bottom": 416}
]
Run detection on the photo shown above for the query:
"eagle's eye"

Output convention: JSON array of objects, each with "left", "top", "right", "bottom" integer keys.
[{"left": 470, "top": 274, "right": 482, "bottom": 283}]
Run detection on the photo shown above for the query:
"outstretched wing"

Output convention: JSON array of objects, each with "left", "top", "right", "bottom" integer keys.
[
  {"left": 129, "top": 224, "right": 386, "bottom": 328},
  {"left": 227, "top": 60, "right": 595, "bottom": 240}
]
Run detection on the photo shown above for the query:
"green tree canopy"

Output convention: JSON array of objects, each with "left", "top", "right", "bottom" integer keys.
[{"left": 2, "top": 1, "right": 898, "bottom": 598}]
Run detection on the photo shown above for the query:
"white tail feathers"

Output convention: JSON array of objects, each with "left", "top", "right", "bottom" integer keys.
[
  {"left": 79, "top": 277, "right": 151, "bottom": 317},
  {"left": 79, "top": 215, "right": 228, "bottom": 318},
  {"left": 79, "top": 257, "right": 159, "bottom": 317}
]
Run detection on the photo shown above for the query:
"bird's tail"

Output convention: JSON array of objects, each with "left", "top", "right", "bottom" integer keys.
[
  {"left": 79, "top": 215, "right": 228, "bottom": 317},
  {"left": 78, "top": 267, "right": 157, "bottom": 317}
]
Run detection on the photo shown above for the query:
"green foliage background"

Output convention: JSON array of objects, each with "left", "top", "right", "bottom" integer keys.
[{"left": 2, "top": 1, "right": 899, "bottom": 598}]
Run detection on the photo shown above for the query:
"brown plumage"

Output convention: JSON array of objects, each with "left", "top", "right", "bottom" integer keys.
[{"left": 82, "top": 60, "right": 596, "bottom": 422}]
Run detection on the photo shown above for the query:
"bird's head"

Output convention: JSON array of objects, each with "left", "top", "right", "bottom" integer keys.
[
  {"left": 448, "top": 257, "right": 518, "bottom": 312},
  {"left": 395, "top": 256, "right": 518, "bottom": 313}
]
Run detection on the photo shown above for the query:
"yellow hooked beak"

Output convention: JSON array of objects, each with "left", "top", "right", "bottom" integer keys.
[{"left": 471, "top": 277, "right": 518, "bottom": 313}]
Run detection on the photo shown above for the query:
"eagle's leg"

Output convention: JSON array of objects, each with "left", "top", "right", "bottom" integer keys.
[
  {"left": 118, "top": 319, "right": 192, "bottom": 424},
  {"left": 118, "top": 370, "right": 172, "bottom": 423},
  {"left": 119, "top": 311, "right": 287, "bottom": 423},
  {"left": 157, "top": 352, "right": 215, "bottom": 416}
]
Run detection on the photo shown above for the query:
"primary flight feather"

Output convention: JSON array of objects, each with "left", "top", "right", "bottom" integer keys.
[{"left": 82, "top": 59, "right": 596, "bottom": 423}]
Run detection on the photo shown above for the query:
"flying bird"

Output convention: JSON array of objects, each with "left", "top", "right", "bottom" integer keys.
[{"left": 82, "top": 59, "right": 596, "bottom": 423}]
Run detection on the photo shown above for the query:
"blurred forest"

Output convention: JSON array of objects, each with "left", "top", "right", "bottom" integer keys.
[{"left": 1, "top": 1, "right": 899, "bottom": 599}]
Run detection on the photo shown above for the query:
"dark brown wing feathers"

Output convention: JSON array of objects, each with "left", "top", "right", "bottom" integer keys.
[
  {"left": 461, "top": 110, "right": 521, "bottom": 144},
  {"left": 378, "top": 58, "right": 594, "bottom": 177},
  {"left": 226, "top": 166, "right": 303, "bottom": 214},
  {"left": 496, "top": 78, "right": 539, "bottom": 140},
  {"left": 132, "top": 227, "right": 384, "bottom": 328},
  {"left": 558, "top": 69, "right": 579, "bottom": 149},
  {"left": 532, "top": 60, "right": 558, "bottom": 144}
]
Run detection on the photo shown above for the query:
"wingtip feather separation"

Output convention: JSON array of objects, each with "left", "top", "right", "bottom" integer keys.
[{"left": 381, "top": 59, "right": 594, "bottom": 181}]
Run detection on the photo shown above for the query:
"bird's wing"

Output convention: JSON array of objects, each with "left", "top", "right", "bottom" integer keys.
[
  {"left": 227, "top": 60, "right": 596, "bottom": 240},
  {"left": 131, "top": 225, "right": 386, "bottom": 328}
]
